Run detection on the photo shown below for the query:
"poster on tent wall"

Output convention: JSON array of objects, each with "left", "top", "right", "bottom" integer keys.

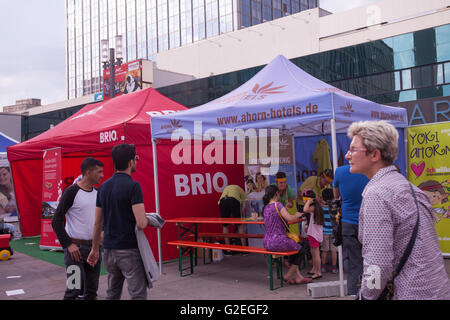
[
  {"left": 243, "top": 134, "right": 298, "bottom": 239},
  {"left": 407, "top": 122, "right": 450, "bottom": 256},
  {"left": 274, "top": 135, "right": 298, "bottom": 234},
  {"left": 103, "top": 60, "right": 142, "bottom": 101},
  {"left": 40, "top": 147, "right": 62, "bottom": 250},
  {"left": 0, "top": 153, "right": 22, "bottom": 239},
  {"left": 0, "top": 153, "right": 18, "bottom": 221},
  {"left": 244, "top": 134, "right": 296, "bottom": 191}
]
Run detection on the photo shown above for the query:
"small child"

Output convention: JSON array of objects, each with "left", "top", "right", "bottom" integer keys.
[
  {"left": 302, "top": 189, "right": 324, "bottom": 280},
  {"left": 321, "top": 188, "right": 338, "bottom": 273}
]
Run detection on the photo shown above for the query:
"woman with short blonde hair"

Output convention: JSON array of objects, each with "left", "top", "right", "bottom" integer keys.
[
  {"left": 346, "top": 120, "right": 450, "bottom": 300},
  {"left": 347, "top": 120, "right": 399, "bottom": 165}
]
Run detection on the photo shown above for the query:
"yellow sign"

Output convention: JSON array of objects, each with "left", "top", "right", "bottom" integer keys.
[{"left": 408, "top": 122, "right": 450, "bottom": 255}]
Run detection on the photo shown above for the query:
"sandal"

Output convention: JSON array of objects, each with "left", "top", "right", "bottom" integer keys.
[{"left": 311, "top": 274, "right": 322, "bottom": 280}]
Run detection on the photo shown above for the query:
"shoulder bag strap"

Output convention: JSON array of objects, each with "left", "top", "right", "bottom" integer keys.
[
  {"left": 392, "top": 183, "right": 420, "bottom": 279},
  {"left": 274, "top": 203, "right": 290, "bottom": 232}
]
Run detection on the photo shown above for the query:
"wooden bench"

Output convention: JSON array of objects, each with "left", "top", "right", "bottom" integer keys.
[
  {"left": 193, "top": 232, "right": 264, "bottom": 264},
  {"left": 197, "top": 232, "right": 264, "bottom": 240},
  {"left": 168, "top": 240, "right": 299, "bottom": 290},
  {"left": 188, "top": 232, "right": 264, "bottom": 242}
]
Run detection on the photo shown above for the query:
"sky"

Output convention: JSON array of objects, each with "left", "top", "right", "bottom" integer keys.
[
  {"left": 0, "top": 0, "right": 66, "bottom": 107},
  {"left": 0, "top": 0, "right": 380, "bottom": 108}
]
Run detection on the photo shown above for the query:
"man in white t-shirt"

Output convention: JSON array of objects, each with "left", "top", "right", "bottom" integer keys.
[{"left": 52, "top": 157, "right": 104, "bottom": 300}]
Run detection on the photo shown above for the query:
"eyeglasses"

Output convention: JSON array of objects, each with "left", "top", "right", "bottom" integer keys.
[{"left": 346, "top": 147, "right": 369, "bottom": 156}]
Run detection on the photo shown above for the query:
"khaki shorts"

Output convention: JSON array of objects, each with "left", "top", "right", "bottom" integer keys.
[{"left": 320, "top": 235, "right": 337, "bottom": 252}]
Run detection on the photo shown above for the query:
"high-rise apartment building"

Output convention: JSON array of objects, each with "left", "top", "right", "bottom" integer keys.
[{"left": 66, "top": 0, "right": 319, "bottom": 99}]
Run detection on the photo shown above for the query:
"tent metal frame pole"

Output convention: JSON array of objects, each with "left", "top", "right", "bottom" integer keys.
[
  {"left": 152, "top": 137, "right": 163, "bottom": 275},
  {"left": 404, "top": 127, "right": 408, "bottom": 177},
  {"left": 330, "top": 94, "right": 345, "bottom": 297}
]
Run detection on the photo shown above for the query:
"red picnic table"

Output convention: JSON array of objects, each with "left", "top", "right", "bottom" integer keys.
[{"left": 166, "top": 216, "right": 306, "bottom": 290}]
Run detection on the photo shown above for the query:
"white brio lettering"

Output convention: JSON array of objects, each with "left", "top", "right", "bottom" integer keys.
[{"left": 174, "top": 172, "right": 228, "bottom": 196}]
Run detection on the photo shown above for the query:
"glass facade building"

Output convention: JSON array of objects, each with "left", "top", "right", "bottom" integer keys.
[
  {"left": 158, "top": 24, "right": 450, "bottom": 108},
  {"left": 66, "top": 0, "right": 319, "bottom": 100},
  {"left": 29, "top": 6, "right": 448, "bottom": 141}
]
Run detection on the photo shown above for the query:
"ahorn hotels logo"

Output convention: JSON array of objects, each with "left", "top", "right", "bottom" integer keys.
[
  {"left": 215, "top": 82, "right": 287, "bottom": 104},
  {"left": 251, "top": 82, "right": 287, "bottom": 96},
  {"left": 161, "top": 119, "right": 183, "bottom": 133},
  {"left": 170, "top": 119, "right": 182, "bottom": 128},
  {"left": 340, "top": 102, "right": 355, "bottom": 117}
]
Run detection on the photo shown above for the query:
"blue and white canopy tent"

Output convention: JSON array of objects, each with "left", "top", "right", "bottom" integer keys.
[
  {"left": 152, "top": 55, "right": 407, "bottom": 139},
  {"left": 150, "top": 55, "right": 408, "bottom": 295},
  {"left": 0, "top": 132, "right": 19, "bottom": 167}
]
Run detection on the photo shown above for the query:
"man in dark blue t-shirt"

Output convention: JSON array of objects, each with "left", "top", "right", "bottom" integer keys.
[
  {"left": 332, "top": 164, "right": 369, "bottom": 297},
  {"left": 88, "top": 143, "right": 149, "bottom": 300}
]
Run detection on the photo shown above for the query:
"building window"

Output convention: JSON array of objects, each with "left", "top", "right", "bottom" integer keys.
[
  {"left": 262, "top": 0, "right": 272, "bottom": 22},
  {"left": 240, "top": 0, "right": 251, "bottom": 28},
  {"left": 206, "top": 0, "right": 219, "bottom": 37},
  {"left": 193, "top": 0, "right": 206, "bottom": 41},
  {"left": 219, "top": 0, "right": 233, "bottom": 34},
  {"left": 169, "top": 0, "right": 181, "bottom": 49},
  {"left": 181, "top": 0, "right": 193, "bottom": 44},
  {"left": 251, "top": 0, "right": 262, "bottom": 25}
]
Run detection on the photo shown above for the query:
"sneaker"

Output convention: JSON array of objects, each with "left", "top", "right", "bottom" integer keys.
[
  {"left": 321, "top": 264, "right": 327, "bottom": 273},
  {"left": 331, "top": 266, "right": 337, "bottom": 274}
]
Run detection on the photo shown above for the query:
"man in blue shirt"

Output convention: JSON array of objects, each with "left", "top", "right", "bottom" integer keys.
[
  {"left": 88, "top": 143, "right": 149, "bottom": 300},
  {"left": 333, "top": 165, "right": 369, "bottom": 296}
]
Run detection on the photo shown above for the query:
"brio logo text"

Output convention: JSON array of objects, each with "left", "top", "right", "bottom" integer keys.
[
  {"left": 174, "top": 172, "right": 227, "bottom": 196},
  {"left": 100, "top": 130, "right": 118, "bottom": 143}
]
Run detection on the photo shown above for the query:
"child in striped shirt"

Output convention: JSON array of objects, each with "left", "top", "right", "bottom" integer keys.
[{"left": 321, "top": 188, "right": 337, "bottom": 273}]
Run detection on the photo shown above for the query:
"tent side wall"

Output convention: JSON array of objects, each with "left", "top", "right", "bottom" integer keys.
[
  {"left": 10, "top": 152, "right": 115, "bottom": 237},
  {"left": 154, "top": 139, "right": 245, "bottom": 260}
]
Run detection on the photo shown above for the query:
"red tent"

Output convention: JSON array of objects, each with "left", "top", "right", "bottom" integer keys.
[
  {"left": 8, "top": 87, "right": 245, "bottom": 261},
  {"left": 7, "top": 87, "right": 187, "bottom": 240}
]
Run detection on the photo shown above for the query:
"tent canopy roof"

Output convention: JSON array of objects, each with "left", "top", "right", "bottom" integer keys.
[
  {"left": 8, "top": 88, "right": 187, "bottom": 161},
  {"left": 151, "top": 55, "right": 407, "bottom": 139}
]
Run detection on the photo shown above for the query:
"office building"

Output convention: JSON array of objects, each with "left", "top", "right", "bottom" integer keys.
[{"left": 66, "top": 0, "right": 319, "bottom": 99}]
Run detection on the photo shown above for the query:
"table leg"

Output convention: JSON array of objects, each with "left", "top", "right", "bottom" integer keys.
[
  {"left": 177, "top": 224, "right": 182, "bottom": 275},
  {"left": 269, "top": 255, "right": 273, "bottom": 290},
  {"left": 277, "top": 258, "right": 283, "bottom": 288},
  {"left": 176, "top": 222, "right": 196, "bottom": 277},
  {"left": 194, "top": 224, "right": 198, "bottom": 266}
]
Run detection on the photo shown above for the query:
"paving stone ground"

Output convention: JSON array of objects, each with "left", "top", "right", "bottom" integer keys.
[{"left": 1, "top": 251, "right": 449, "bottom": 300}]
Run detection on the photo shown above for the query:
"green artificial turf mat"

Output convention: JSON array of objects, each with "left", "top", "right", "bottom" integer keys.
[{"left": 10, "top": 236, "right": 107, "bottom": 275}]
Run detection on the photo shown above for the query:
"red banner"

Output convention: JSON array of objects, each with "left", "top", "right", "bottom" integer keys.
[{"left": 40, "top": 148, "right": 62, "bottom": 250}]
